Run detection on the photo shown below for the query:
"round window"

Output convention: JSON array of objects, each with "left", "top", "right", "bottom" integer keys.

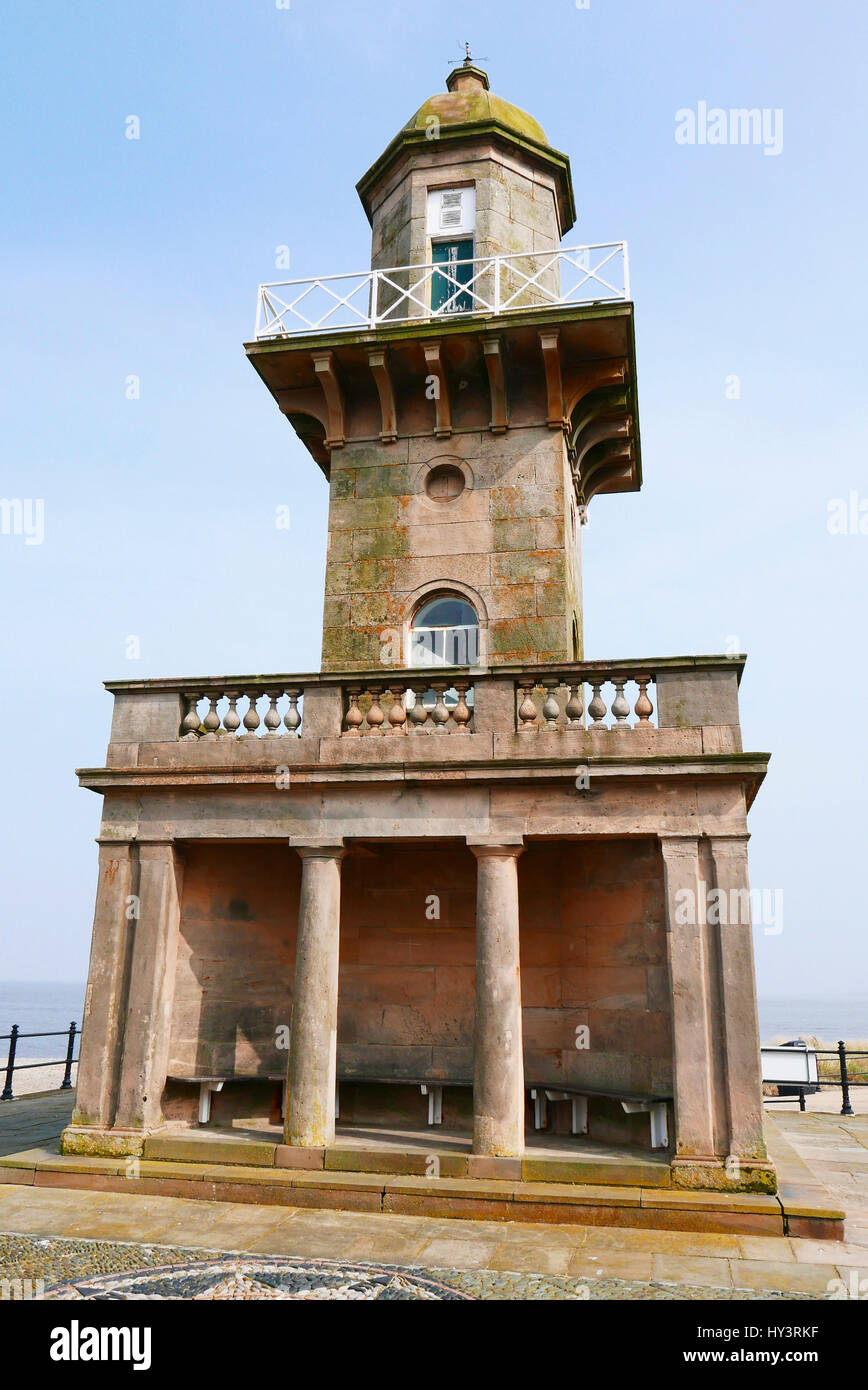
[{"left": 425, "top": 463, "right": 465, "bottom": 501}]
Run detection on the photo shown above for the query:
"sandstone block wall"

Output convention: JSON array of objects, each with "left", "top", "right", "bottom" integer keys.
[
  {"left": 163, "top": 838, "right": 670, "bottom": 1140},
  {"left": 323, "top": 429, "right": 580, "bottom": 669},
  {"left": 369, "top": 145, "right": 561, "bottom": 273}
]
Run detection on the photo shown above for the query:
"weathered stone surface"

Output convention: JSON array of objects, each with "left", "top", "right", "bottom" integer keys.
[{"left": 69, "top": 67, "right": 771, "bottom": 1202}]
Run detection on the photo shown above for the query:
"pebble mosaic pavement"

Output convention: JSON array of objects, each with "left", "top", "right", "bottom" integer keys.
[{"left": 3, "top": 1234, "right": 813, "bottom": 1301}]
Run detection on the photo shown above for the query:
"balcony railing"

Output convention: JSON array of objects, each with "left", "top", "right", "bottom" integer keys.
[
  {"left": 102, "top": 657, "right": 743, "bottom": 750},
  {"left": 254, "top": 243, "right": 630, "bottom": 339}
]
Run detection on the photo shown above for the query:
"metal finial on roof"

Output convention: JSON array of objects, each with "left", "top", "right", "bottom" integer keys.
[{"left": 449, "top": 42, "right": 488, "bottom": 69}]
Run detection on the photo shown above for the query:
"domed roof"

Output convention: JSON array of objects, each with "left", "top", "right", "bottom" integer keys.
[
  {"left": 356, "top": 63, "right": 576, "bottom": 235},
  {"left": 404, "top": 64, "right": 549, "bottom": 148}
]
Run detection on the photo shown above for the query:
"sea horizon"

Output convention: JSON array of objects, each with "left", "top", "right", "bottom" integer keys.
[{"left": 1, "top": 980, "right": 866, "bottom": 1058}]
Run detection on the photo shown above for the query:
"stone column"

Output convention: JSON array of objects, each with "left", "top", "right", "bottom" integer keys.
[
  {"left": 709, "top": 834, "right": 767, "bottom": 1161},
  {"left": 114, "top": 842, "right": 184, "bottom": 1132},
  {"left": 660, "top": 835, "right": 715, "bottom": 1160},
  {"left": 285, "top": 846, "right": 345, "bottom": 1148},
  {"left": 471, "top": 844, "right": 525, "bottom": 1157},
  {"left": 72, "top": 842, "right": 136, "bottom": 1129}
]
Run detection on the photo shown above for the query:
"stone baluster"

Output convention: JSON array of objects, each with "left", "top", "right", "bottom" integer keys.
[
  {"left": 517, "top": 683, "right": 539, "bottom": 732},
  {"left": 564, "top": 682, "right": 584, "bottom": 729},
  {"left": 344, "top": 687, "right": 364, "bottom": 734},
  {"left": 223, "top": 692, "right": 241, "bottom": 736},
  {"left": 366, "top": 685, "right": 386, "bottom": 734},
  {"left": 587, "top": 681, "right": 607, "bottom": 727},
  {"left": 430, "top": 680, "right": 451, "bottom": 732},
  {"left": 263, "top": 691, "right": 282, "bottom": 736},
  {"left": 242, "top": 692, "right": 261, "bottom": 736},
  {"left": 542, "top": 678, "right": 561, "bottom": 730},
  {"left": 386, "top": 685, "right": 407, "bottom": 735},
  {"left": 407, "top": 690, "right": 429, "bottom": 732},
  {"left": 452, "top": 680, "right": 472, "bottom": 732},
  {"left": 634, "top": 677, "right": 654, "bottom": 725},
  {"left": 611, "top": 680, "right": 630, "bottom": 726},
  {"left": 202, "top": 695, "right": 221, "bottom": 739},
  {"left": 180, "top": 694, "right": 202, "bottom": 740},
  {"left": 284, "top": 687, "right": 302, "bottom": 736}
]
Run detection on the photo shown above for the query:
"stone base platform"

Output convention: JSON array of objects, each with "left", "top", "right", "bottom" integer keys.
[{"left": 0, "top": 1122, "right": 844, "bottom": 1239}]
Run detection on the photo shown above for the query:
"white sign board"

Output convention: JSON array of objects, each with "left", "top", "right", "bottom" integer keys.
[{"left": 761, "top": 1046, "right": 819, "bottom": 1085}]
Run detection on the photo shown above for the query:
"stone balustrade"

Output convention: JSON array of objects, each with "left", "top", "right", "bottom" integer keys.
[
  {"left": 180, "top": 685, "right": 304, "bottom": 740},
  {"left": 101, "top": 656, "right": 744, "bottom": 753},
  {"left": 515, "top": 669, "right": 654, "bottom": 732},
  {"left": 343, "top": 678, "right": 475, "bottom": 735}
]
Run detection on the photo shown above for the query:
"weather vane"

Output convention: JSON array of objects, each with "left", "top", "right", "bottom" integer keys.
[{"left": 449, "top": 42, "right": 487, "bottom": 68}]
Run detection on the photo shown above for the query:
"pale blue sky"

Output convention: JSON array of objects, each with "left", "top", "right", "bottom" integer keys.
[{"left": 1, "top": 0, "right": 866, "bottom": 1001}]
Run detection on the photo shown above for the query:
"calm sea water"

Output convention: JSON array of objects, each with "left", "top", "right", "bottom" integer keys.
[
  {"left": 1, "top": 982, "right": 866, "bottom": 1059},
  {"left": 757, "top": 996, "right": 868, "bottom": 1044},
  {"left": 0, "top": 982, "right": 86, "bottom": 1059}
]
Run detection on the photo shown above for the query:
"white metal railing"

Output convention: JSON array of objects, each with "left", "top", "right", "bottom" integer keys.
[{"left": 254, "top": 243, "right": 629, "bottom": 338}]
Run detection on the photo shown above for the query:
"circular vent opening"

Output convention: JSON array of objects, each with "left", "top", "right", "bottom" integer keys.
[{"left": 425, "top": 463, "right": 466, "bottom": 501}]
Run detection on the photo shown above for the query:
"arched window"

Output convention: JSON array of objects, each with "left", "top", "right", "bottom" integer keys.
[{"left": 410, "top": 594, "right": 479, "bottom": 667}]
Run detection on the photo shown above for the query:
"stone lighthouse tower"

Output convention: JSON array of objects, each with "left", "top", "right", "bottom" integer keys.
[
  {"left": 248, "top": 56, "right": 639, "bottom": 676},
  {"left": 59, "top": 60, "right": 783, "bottom": 1221}
]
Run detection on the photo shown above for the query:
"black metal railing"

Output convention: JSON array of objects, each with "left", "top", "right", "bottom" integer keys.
[
  {"left": 765, "top": 1041, "right": 867, "bottom": 1115},
  {"left": 0, "top": 1023, "right": 79, "bottom": 1101}
]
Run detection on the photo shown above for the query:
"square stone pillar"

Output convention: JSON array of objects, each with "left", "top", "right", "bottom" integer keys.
[
  {"left": 113, "top": 842, "right": 184, "bottom": 1132},
  {"left": 71, "top": 842, "right": 136, "bottom": 1129},
  {"left": 470, "top": 842, "right": 525, "bottom": 1157},
  {"left": 660, "top": 835, "right": 716, "bottom": 1161},
  {"left": 709, "top": 834, "right": 768, "bottom": 1163},
  {"left": 285, "top": 845, "right": 345, "bottom": 1148}
]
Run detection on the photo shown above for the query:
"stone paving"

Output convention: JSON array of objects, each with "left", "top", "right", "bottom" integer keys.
[{"left": 1, "top": 1093, "right": 866, "bottom": 1300}]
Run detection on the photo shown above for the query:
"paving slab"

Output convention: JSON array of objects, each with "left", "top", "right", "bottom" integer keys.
[
  {"left": 567, "top": 1248, "right": 655, "bottom": 1281},
  {"left": 651, "top": 1253, "right": 733, "bottom": 1289}
]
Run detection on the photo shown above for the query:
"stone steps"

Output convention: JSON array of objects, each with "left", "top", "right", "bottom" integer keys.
[
  {"left": 140, "top": 1130, "right": 674, "bottom": 1188},
  {"left": 0, "top": 1146, "right": 844, "bottom": 1238}
]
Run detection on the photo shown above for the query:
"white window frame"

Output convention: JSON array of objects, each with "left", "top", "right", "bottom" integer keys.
[{"left": 426, "top": 186, "right": 476, "bottom": 239}]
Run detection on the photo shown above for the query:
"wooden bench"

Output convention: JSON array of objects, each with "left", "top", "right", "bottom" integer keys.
[
  {"left": 336, "top": 1076, "right": 472, "bottom": 1126},
  {"left": 168, "top": 1074, "right": 287, "bottom": 1125},
  {"left": 529, "top": 1084, "right": 671, "bottom": 1149},
  {"left": 168, "top": 1073, "right": 473, "bottom": 1127},
  {"left": 169, "top": 1074, "right": 670, "bottom": 1147}
]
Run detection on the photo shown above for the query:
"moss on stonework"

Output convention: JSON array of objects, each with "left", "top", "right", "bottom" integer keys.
[
  {"left": 351, "top": 591, "right": 402, "bottom": 627},
  {"left": 670, "top": 1161, "right": 777, "bottom": 1195},
  {"left": 61, "top": 1128, "right": 145, "bottom": 1159},
  {"left": 405, "top": 90, "right": 549, "bottom": 148},
  {"left": 493, "top": 518, "right": 536, "bottom": 552},
  {"left": 322, "top": 597, "right": 350, "bottom": 629},
  {"left": 489, "top": 486, "right": 560, "bottom": 522},
  {"left": 321, "top": 625, "right": 382, "bottom": 668},
  {"left": 488, "top": 617, "right": 569, "bottom": 661},
  {"left": 353, "top": 526, "right": 408, "bottom": 560},
  {"left": 325, "top": 558, "right": 396, "bottom": 596},
  {"left": 330, "top": 496, "right": 398, "bottom": 531},
  {"left": 354, "top": 464, "right": 411, "bottom": 499},
  {"left": 492, "top": 550, "right": 566, "bottom": 585},
  {"left": 330, "top": 470, "right": 355, "bottom": 501},
  {"left": 326, "top": 530, "right": 353, "bottom": 563}
]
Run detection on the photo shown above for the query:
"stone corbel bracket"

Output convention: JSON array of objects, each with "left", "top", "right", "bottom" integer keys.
[
  {"left": 312, "top": 350, "right": 346, "bottom": 450},
  {"left": 367, "top": 348, "right": 397, "bottom": 443},
  {"left": 565, "top": 361, "right": 635, "bottom": 504},
  {"left": 538, "top": 329, "right": 565, "bottom": 430},
  {"left": 482, "top": 337, "right": 508, "bottom": 434},
  {"left": 273, "top": 387, "right": 331, "bottom": 469},
  {"left": 422, "top": 341, "right": 452, "bottom": 439}
]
